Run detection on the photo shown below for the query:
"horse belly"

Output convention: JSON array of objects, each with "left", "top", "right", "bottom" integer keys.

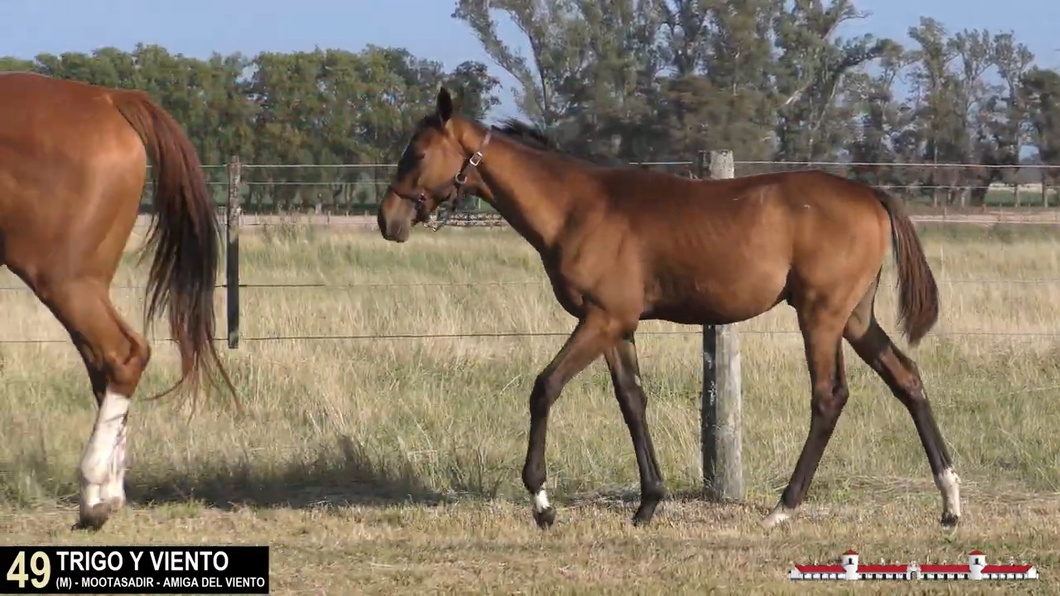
[{"left": 647, "top": 263, "right": 788, "bottom": 325}]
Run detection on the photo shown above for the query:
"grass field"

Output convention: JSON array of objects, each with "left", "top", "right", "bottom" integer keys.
[{"left": 1, "top": 222, "right": 1059, "bottom": 593}]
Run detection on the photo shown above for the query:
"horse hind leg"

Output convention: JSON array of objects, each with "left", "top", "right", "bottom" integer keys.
[
  {"left": 842, "top": 283, "right": 959, "bottom": 530},
  {"left": 31, "top": 275, "right": 150, "bottom": 530}
]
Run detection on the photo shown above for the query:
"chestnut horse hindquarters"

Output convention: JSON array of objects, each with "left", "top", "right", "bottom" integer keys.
[{"left": 0, "top": 74, "right": 235, "bottom": 531}]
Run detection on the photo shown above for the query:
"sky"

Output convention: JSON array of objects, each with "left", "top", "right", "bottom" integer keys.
[{"left": 3, "top": 0, "right": 1057, "bottom": 121}]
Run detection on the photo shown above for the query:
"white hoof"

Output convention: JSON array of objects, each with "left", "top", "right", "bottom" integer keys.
[{"left": 762, "top": 503, "right": 795, "bottom": 529}]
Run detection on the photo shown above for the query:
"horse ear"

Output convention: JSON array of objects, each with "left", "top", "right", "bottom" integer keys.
[{"left": 437, "top": 87, "right": 454, "bottom": 123}]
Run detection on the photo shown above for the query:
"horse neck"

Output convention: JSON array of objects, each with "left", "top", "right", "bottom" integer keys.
[{"left": 452, "top": 118, "right": 572, "bottom": 252}]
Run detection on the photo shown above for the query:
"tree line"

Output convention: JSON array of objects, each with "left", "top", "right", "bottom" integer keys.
[
  {"left": 455, "top": 0, "right": 1060, "bottom": 205},
  {"left": 2, "top": 0, "right": 1059, "bottom": 210}
]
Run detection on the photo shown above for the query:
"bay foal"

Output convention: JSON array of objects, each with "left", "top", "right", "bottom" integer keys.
[
  {"left": 0, "top": 73, "right": 235, "bottom": 530},
  {"left": 377, "top": 88, "right": 959, "bottom": 531}
]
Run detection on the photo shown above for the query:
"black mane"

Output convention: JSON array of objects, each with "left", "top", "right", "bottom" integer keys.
[
  {"left": 494, "top": 118, "right": 555, "bottom": 150},
  {"left": 492, "top": 118, "right": 628, "bottom": 167}
]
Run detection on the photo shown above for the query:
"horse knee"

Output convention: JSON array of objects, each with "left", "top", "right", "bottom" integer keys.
[
  {"left": 811, "top": 381, "right": 846, "bottom": 423},
  {"left": 529, "top": 373, "right": 561, "bottom": 417},
  {"left": 833, "top": 380, "right": 850, "bottom": 404}
]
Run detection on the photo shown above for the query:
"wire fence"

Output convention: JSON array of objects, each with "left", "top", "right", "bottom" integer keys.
[
  {"left": 3, "top": 158, "right": 1057, "bottom": 348},
  {"left": 0, "top": 276, "right": 1057, "bottom": 345},
  {"left": 134, "top": 159, "right": 1060, "bottom": 219}
]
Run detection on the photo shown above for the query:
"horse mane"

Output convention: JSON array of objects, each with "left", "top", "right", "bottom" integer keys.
[
  {"left": 492, "top": 117, "right": 628, "bottom": 168},
  {"left": 494, "top": 118, "right": 555, "bottom": 150}
]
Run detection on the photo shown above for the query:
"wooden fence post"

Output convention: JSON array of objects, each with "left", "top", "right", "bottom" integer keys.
[
  {"left": 226, "top": 156, "right": 241, "bottom": 349},
  {"left": 1042, "top": 170, "right": 1050, "bottom": 208},
  {"left": 698, "top": 149, "right": 744, "bottom": 501}
]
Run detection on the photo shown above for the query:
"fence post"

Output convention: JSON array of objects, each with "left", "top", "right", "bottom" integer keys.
[
  {"left": 1042, "top": 169, "right": 1050, "bottom": 208},
  {"left": 226, "top": 156, "right": 241, "bottom": 350},
  {"left": 698, "top": 149, "right": 744, "bottom": 501}
]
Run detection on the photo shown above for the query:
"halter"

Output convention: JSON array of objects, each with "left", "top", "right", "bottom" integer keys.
[{"left": 386, "top": 128, "right": 494, "bottom": 231}]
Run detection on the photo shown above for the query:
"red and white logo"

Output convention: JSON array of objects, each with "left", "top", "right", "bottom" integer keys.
[{"left": 789, "top": 550, "right": 1039, "bottom": 581}]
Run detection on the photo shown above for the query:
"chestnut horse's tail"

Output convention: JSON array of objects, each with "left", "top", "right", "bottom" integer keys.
[
  {"left": 874, "top": 188, "right": 940, "bottom": 346},
  {"left": 111, "top": 90, "right": 238, "bottom": 406}
]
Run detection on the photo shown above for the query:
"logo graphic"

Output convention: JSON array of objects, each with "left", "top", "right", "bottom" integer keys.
[{"left": 789, "top": 550, "right": 1039, "bottom": 581}]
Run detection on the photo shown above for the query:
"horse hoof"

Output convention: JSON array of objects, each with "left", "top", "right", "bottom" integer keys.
[
  {"left": 534, "top": 507, "right": 556, "bottom": 529},
  {"left": 72, "top": 503, "right": 113, "bottom": 532},
  {"left": 632, "top": 502, "right": 659, "bottom": 527},
  {"left": 762, "top": 503, "right": 795, "bottom": 530}
]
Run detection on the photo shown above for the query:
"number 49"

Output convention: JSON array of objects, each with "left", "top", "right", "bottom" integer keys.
[{"left": 6, "top": 551, "right": 51, "bottom": 589}]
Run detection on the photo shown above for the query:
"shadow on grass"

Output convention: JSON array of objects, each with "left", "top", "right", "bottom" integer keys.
[{"left": 119, "top": 435, "right": 460, "bottom": 511}]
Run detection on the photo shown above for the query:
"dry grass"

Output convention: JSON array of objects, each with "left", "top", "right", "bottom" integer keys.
[{"left": 1, "top": 222, "right": 1059, "bottom": 593}]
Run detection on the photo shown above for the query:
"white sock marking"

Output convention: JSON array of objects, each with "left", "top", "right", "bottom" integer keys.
[
  {"left": 762, "top": 502, "right": 794, "bottom": 529},
  {"left": 632, "top": 374, "right": 642, "bottom": 388},
  {"left": 80, "top": 390, "right": 131, "bottom": 514},
  {"left": 100, "top": 424, "right": 128, "bottom": 508},
  {"left": 533, "top": 490, "right": 551, "bottom": 513},
  {"left": 935, "top": 467, "right": 961, "bottom": 519}
]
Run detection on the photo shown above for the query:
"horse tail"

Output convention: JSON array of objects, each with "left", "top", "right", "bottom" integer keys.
[
  {"left": 874, "top": 188, "right": 940, "bottom": 346},
  {"left": 111, "top": 90, "right": 238, "bottom": 407}
]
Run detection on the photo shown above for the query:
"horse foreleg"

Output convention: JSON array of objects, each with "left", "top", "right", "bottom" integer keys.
[{"left": 522, "top": 307, "right": 624, "bottom": 528}]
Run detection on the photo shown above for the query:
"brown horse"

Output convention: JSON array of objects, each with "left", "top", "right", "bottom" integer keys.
[
  {"left": 0, "top": 72, "right": 235, "bottom": 530},
  {"left": 376, "top": 88, "right": 959, "bottom": 532}
]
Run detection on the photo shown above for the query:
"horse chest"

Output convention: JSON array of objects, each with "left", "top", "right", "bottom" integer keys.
[
  {"left": 545, "top": 276, "right": 588, "bottom": 316},
  {"left": 540, "top": 258, "right": 593, "bottom": 315},
  {"left": 540, "top": 244, "right": 622, "bottom": 317}
]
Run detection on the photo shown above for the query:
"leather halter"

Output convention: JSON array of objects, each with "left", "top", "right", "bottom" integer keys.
[{"left": 386, "top": 129, "right": 494, "bottom": 231}]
